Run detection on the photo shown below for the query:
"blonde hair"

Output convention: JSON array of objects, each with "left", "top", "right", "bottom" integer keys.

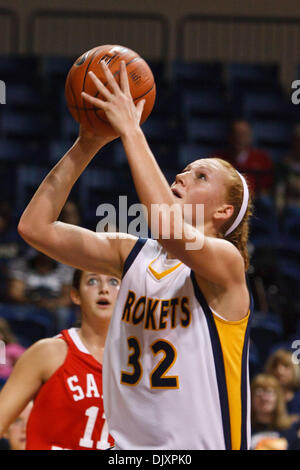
[
  {"left": 265, "top": 349, "right": 300, "bottom": 390},
  {"left": 251, "top": 374, "right": 294, "bottom": 430},
  {"left": 212, "top": 158, "right": 253, "bottom": 270}
]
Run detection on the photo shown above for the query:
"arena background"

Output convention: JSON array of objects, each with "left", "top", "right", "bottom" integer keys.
[{"left": 0, "top": 0, "right": 300, "bottom": 436}]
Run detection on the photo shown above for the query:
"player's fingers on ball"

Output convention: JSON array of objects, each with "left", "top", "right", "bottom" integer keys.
[
  {"left": 136, "top": 99, "right": 145, "bottom": 121},
  {"left": 120, "top": 61, "right": 131, "bottom": 96},
  {"left": 81, "top": 91, "right": 108, "bottom": 109},
  {"left": 88, "top": 71, "right": 112, "bottom": 100},
  {"left": 100, "top": 61, "right": 120, "bottom": 95}
]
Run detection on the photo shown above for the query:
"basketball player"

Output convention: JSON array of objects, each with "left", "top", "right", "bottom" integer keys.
[
  {"left": 0, "top": 270, "right": 119, "bottom": 450},
  {"left": 18, "top": 61, "right": 253, "bottom": 450}
]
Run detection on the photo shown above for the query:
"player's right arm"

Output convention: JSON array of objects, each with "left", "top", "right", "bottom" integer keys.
[
  {"left": 0, "top": 338, "right": 67, "bottom": 437},
  {"left": 18, "top": 129, "right": 136, "bottom": 278}
]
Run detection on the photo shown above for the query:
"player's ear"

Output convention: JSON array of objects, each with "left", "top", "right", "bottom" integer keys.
[
  {"left": 213, "top": 204, "right": 234, "bottom": 222},
  {"left": 70, "top": 287, "right": 81, "bottom": 306}
]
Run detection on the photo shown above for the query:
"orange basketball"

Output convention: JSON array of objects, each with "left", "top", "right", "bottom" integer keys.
[{"left": 65, "top": 44, "right": 156, "bottom": 135}]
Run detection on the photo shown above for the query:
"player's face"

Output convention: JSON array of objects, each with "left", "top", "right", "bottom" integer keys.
[
  {"left": 171, "top": 159, "right": 229, "bottom": 227},
  {"left": 76, "top": 272, "right": 120, "bottom": 319}
]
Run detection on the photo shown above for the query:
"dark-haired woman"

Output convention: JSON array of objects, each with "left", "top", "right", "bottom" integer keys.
[{"left": 0, "top": 270, "right": 120, "bottom": 450}]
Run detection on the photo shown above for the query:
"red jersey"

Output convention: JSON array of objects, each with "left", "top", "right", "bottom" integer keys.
[
  {"left": 26, "top": 328, "right": 114, "bottom": 450},
  {"left": 218, "top": 148, "right": 273, "bottom": 193}
]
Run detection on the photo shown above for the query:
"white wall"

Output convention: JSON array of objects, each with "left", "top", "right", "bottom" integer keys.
[{"left": 1, "top": 0, "right": 300, "bottom": 86}]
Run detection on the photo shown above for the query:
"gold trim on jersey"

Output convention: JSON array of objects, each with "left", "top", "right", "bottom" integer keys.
[
  {"left": 212, "top": 310, "right": 250, "bottom": 451},
  {"left": 148, "top": 256, "right": 182, "bottom": 280}
]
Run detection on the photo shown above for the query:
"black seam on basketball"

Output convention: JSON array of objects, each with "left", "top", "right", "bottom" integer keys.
[
  {"left": 94, "top": 109, "right": 112, "bottom": 124},
  {"left": 75, "top": 51, "right": 89, "bottom": 67},
  {"left": 68, "top": 76, "right": 81, "bottom": 123},
  {"left": 67, "top": 105, "right": 108, "bottom": 124},
  {"left": 133, "top": 82, "right": 155, "bottom": 102},
  {"left": 82, "top": 48, "right": 102, "bottom": 129}
]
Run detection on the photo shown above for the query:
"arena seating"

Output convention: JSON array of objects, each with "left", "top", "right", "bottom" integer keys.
[
  {"left": 250, "top": 312, "right": 284, "bottom": 365},
  {"left": 0, "top": 304, "right": 55, "bottom": 347},
  {"left": 250, "top": 195, "right": 279, "bottom": 248},
  {"left": 180, "top": 89, "right": 229, "bottom": 119},
  {"left": 172, "top": 60, "right": 224, "bottom": 91}
]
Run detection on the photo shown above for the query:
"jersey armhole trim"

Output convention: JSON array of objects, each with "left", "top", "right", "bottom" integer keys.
[
  {"left": 122, "top": 237, "right": 148, "bottom": 279},
  {"left": 191, "top": 270, "right": 254, "bottom": 451},
  {"left": 190, "top": 270, "right": 232, "bottom": 450},
  {"left": 212, "top": 309, "right": 250, "bottom": 325}
]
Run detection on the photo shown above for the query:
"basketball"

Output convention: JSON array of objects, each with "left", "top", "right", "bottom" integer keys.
[{"left": 65, "top": 44, "right": 156, "bottom": 135}]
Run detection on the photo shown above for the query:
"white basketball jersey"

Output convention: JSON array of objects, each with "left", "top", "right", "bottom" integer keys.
[{"left": 103, "top": 238, "right": 252, "bottom": 450}]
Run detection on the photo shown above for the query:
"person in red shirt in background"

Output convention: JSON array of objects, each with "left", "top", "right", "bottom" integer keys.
[
  {"left": 219, "top": 120, "right": 274, "bottom": 195},
  {"left": 0, "top": 269, "right": 120, "bottom": 450}
]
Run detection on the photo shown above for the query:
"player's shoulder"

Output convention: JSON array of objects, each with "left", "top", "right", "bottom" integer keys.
[
  {"left": 30, "top": 337, "right": 69, "bottom": 381},
  {"left": 117, "top": 233, "right": 140, "bottom": 263},
  {"left": 13, "top": 336, "right": 68, "bottom": 382},
  {"left": 120, "top": 236, "right": 157, "bottom": 267},
  {"left": 37, "top": 335, "right": 68, "bottom": 350},
  {"left": 25, "top": 337, "right": 68, "bottom": 367},
  {"left": 95, "top": 232, "right": 138, "bottom": 258},
  {"left": 207, "top": 236, "right": 245, "bottom": 266}
]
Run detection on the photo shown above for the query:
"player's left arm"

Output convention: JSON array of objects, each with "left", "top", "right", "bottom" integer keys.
[
  {"left": 82, "top": 62, "right": 244, "bottom": 288},
  {"left": 0, "top": 339, "right": 65, "bottom": 437}
]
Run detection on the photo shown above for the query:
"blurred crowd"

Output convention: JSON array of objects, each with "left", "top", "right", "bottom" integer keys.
[{"left": 0, "top": 200, "right": 80, "bottom": 338}]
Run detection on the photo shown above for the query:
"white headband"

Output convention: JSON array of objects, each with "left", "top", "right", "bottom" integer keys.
[{"left": 224, "top": 171, "right": 249, "bottom": 237}]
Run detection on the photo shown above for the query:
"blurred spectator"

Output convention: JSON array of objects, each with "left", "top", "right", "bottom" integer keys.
[
  {"left": 276, "top": 124, "right": 300, "bottom": 211},
  {"left": 251, "top": 373, "right": 299, "bottom": 450},
  {"left": 0, "top": 318, "right": 25, "bottom": 381},
  {"left": 218, "top": 120, "right": 274, "bottom": 195},
  {"left": 265, "top": 349, "right": 300, "bottom": 418},
  {"left": 1, "top": 402, "right": 33, "bottom": 450},
  {"left": 58, "top": 200, "right": 81, "bottom": 226},
  {"left": 0, "top": 202, "right": 26, "bottom": 301},
  {"left": 7, "top": 249, "right": 74, "bottom": 331}
]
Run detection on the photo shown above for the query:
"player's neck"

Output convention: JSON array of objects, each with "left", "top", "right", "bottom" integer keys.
[{"left": 77, "top": 320, "right": 110, "bottom": 359}]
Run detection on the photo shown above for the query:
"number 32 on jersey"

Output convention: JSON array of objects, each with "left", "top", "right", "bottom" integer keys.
[{"left": 121, "top": 337, "right": 179, "bottom": 389}]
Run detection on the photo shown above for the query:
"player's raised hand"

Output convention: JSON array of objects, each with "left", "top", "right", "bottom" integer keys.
[{"left": 81, "top": 61, "right": 145, "bottom": 137}]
